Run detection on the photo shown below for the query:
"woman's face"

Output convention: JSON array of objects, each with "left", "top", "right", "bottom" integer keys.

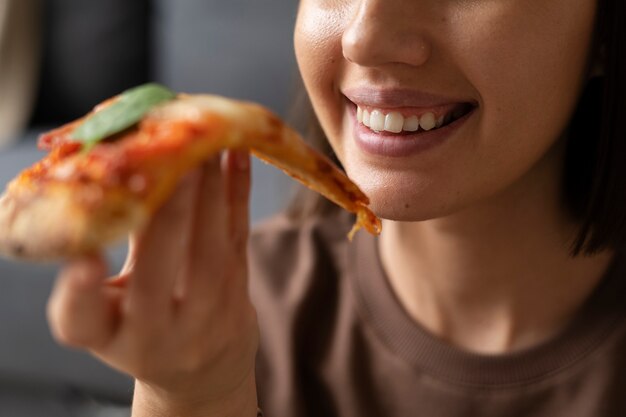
[{"left": 295, "top": 0, "right": 597, "bottom": 221}]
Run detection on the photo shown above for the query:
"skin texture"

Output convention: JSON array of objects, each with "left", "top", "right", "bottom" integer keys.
[
  {"left": 47, "top": 152, "right": 259, "bottom": 417},
  {"left": 295, "top": 0, "right": 614, "bottom": 353},
  {"left": 47, "top": 0, "right": 615, "bottom": 416},
  {"left": 295, "top": 0, "right": 597, "bottom": 221}
]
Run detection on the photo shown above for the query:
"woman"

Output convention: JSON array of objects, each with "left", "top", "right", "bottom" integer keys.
[{"left": 46, "top": 0, "right": 626, "bottom": 416}]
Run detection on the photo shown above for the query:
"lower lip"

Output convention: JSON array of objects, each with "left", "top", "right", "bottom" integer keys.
[{"left": 350, "top": 105, "right": 475, "bottom": 158}]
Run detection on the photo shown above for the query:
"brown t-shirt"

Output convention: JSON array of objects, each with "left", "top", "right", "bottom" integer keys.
[{"left": 249, "top": 212, "right": 626, "bottom": 417}]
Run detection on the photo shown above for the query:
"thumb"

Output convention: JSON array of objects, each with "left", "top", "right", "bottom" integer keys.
[{"left": 47, "top": 253, "right": 118, "bottom": 349}]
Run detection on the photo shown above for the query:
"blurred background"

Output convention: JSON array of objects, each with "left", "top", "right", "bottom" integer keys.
[{"left": 0, "top": 0, "right": 300, "bottom": 415}]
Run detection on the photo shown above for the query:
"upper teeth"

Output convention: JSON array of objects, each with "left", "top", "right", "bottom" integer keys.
[{"left": 357, "top": 106, "right": 447, "bottom": 133}]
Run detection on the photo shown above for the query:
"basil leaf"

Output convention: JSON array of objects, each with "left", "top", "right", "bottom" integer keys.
[{"left": 72, "top": 83, "right": 176, "bottom": 146}]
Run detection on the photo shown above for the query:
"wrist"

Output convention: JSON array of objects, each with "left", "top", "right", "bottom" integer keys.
[{"left": 131, "top": 370, "right": 258, "bottom": 417}]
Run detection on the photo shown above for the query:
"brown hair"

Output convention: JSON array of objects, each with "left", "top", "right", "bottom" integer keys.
[
  {"left": 285, "top": 86, "right": 340, "bottom": 220},
  {"left": 287, "top": 0, "right": 626, "bottom": 256},
  {"left": 565, "top": 0, "right": 626, "bottom": 255}
]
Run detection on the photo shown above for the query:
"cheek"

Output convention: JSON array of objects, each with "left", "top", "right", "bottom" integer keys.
[
  {"left": 456, "top": 1, "right": 595, "bottom": 156},
  {"left": 295, "top": 0, "right": 597, "bottom": 222},
  {"left": 395, "top": 1, "right": 596, "bottom": 216},
  {"left": 294, "top": 3, "right": 346, "bottom": 152}
]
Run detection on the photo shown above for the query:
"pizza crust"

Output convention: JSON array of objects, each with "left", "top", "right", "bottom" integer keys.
[
  {"left": 0, "top": 93, "right": 381, "bottom": 261},
  {"left": 0, "top": 185, "right": 147, "bottom": 261}
]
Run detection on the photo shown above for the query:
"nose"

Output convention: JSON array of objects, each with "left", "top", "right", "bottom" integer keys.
[{"left": 342, "top": 0, "right": 432, "bottom": 68}]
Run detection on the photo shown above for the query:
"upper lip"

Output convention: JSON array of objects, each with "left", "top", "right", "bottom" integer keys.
[{"left": 342, "top": 87, "right": 476, "bottom": 109}]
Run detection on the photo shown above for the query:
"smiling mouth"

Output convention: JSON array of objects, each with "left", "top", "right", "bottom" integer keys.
[{"left": 355, "top": 102, "right": 475, "bottom": 134}]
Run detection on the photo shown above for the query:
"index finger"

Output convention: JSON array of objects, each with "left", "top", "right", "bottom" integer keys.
[{"left": 126, "top": 169, "right": 200, "bottom": 318}]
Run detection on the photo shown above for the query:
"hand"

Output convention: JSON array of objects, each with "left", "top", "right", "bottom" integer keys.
[{"left": 47, "top": 151, "right": 259, "bottom": 416}]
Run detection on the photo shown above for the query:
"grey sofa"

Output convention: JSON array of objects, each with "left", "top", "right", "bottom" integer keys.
[{"left": 0, "top": 1, "right": 300, "bottom": 415}]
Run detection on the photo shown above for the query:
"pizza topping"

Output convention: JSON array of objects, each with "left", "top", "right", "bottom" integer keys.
[
  {"left": 0, "top": 92, "right": 382, "bottom": 260},
  {"left": 72, "top": 83, "right": 176, "bottom": 148},
  {"left": 50, "top": 161, "right": 77, "bottom": 181},
  {"left": 127, "top": 174, "right": 148, "bottom": 193}
]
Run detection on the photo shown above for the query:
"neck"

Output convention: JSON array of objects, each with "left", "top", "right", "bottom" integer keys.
[{"left": 379, "top": 143, "right": 614, "bottom": 354}]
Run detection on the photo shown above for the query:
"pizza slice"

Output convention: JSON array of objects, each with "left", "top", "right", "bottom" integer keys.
[{"left": 0, "top": 84, "right": 381, "bottom": 260}]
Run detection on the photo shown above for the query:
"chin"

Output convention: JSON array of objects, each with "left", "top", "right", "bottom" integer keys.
[
  {"left": 344, "top": 164, "right": 470, "bottom": 222},
  {"left": 366, "top": 191, "right": 449, "bottom": 222}
]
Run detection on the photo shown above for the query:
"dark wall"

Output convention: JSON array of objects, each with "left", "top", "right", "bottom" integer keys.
[{"left": 32, "top": 0, "right": 151, "bottom": 124}]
